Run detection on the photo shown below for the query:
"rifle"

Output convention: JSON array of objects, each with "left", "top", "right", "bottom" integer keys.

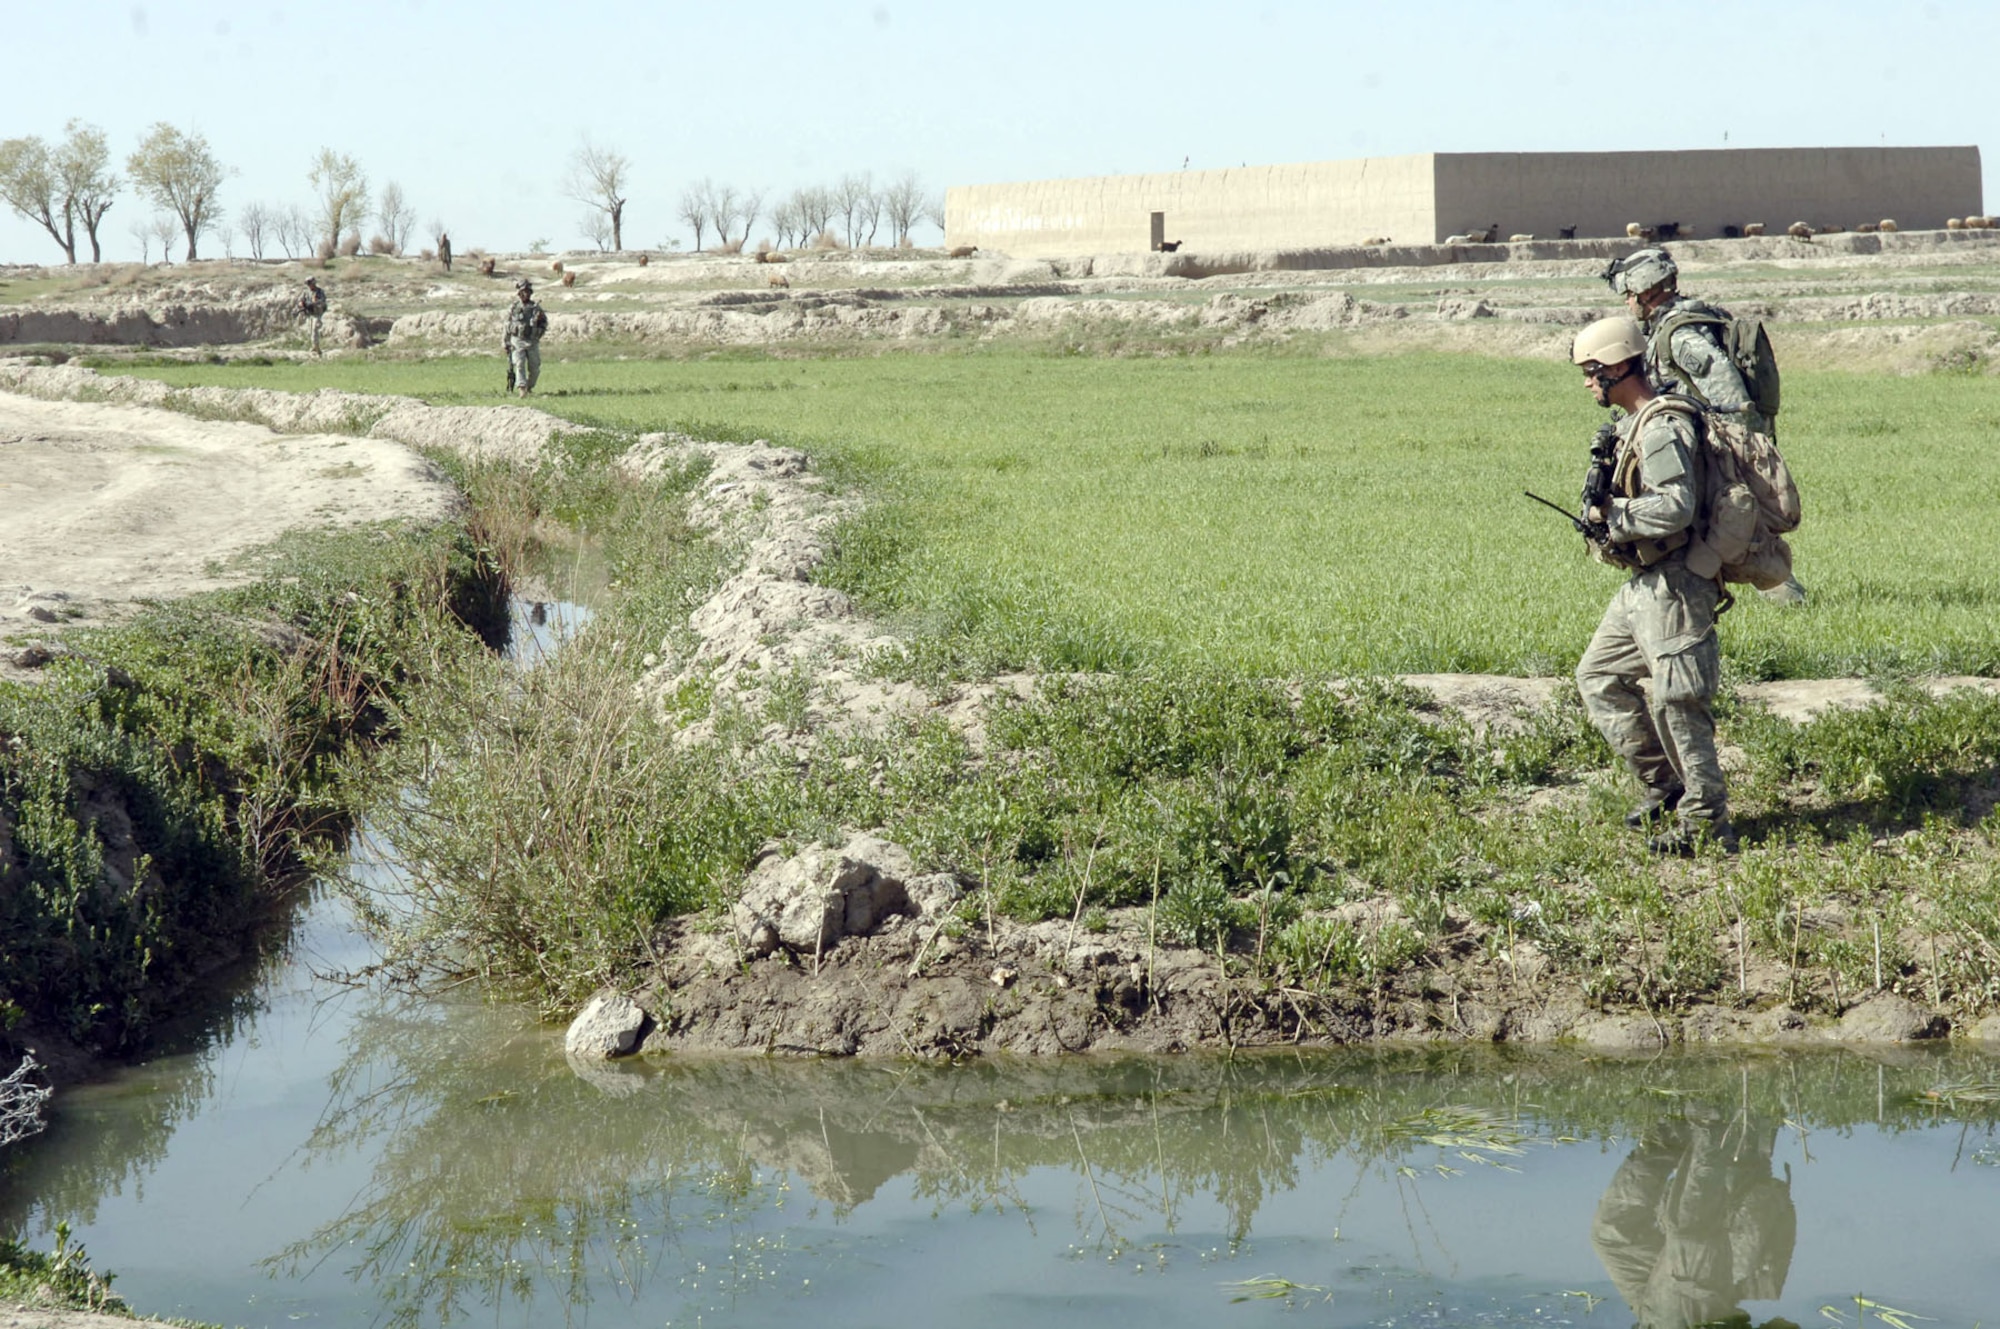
[{"left": 1523, "top": 490, "right": 1609, "bottom": 543}]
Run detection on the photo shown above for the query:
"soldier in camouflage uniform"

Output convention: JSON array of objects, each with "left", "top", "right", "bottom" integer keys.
[
  {"left": 299, "top": 277, "right": 328, "bottom": 357},
  {"left": 1570, "top": 316, "right": 1737, "bottom": 855},
  {"left": 504, "top": 277, "right": 548, "bottom": 397},
  {"left": 1606, "top": 246, "right": 1807, "bottom": 605}
]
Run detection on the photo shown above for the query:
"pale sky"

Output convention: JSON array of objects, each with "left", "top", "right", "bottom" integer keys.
[{"left": 2, "top": 0, "right": 1995, "bottom": 263}]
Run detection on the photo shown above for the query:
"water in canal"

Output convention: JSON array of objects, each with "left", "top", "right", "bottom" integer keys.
[{"left": 5, "top": 601, "right": 2000, "bottom": 1328}]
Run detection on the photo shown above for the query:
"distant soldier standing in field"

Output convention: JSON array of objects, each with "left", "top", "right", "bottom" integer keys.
[
  {"left": 1604, "top": 246, "right": 1807, "bottom": 605},
  {"left": 298, "top": 276, "right": 328, "bottom": 357},
  {"left": 504, "top": 277, "right": 549, "bottom": 398},
  {"left": 438, "top": 231, "right": 452, "bottom": 273},
  {"left": 1568, "top": 316, "right": 1737, "bottom": 855}
]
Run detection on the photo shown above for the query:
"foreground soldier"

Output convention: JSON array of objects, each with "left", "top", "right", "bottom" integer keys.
[
  {"left": 298, "top": 276, "right": 328, "bottom": 357},
  {"left": 1570, "top": 316, "right": 1738, "bottom": 855},
  {"left": 1605, "top": 246, "right": 1807, "bottom": 605},
  {"left": 504, "top": 277, "right": 548, "bottom": 397}
]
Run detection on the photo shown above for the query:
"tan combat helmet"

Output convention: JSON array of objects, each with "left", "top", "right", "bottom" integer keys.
[
  {"left": 1571, "top": 315, "right": 1648, "bottom": 368},
  {"left": 1601, "top": 246, "right": 1677, "bottom": 296}
]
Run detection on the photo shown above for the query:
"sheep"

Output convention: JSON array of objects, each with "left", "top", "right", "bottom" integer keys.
[
  {"left": 478, "top": 257, "right": 497, "bottom": 276},
  {"left": 1787, "top": 221, "right": 1814, "bottom": 240},
  {"left": 1158, "top": 240, "right": 1183, "bottom": 252},
  {"left": 1508, "top": 233, "right": 1534, "bottom": 243},
  {"left": 561, "top": 270, "right": 576, "bottom": 287},
  {"left": 768, "top": 273, "right": 790, "bottom": 289},
  {"left": 1558, "top": 225, "right": 1577, "bottom": 240},
  {"left": 1879, "top": 219, "right": 1898, "bottom": 233},
  {"left": 1654, "top": 222, "right": 1683, "bottom": 241},
  {"left": 1856, "top": 221, "right": 1879, "bottom": 233},
  {"left": 1947, "top": 218, "right": 1966, "bottom": 230},
  {"left": 948, "top": 245, "right": 978, "bottom": 258},
  {"left": 1743, "top": 222, "right": 1767, "bottom": 237},
  {"left": 1626, "top": 222, "right": 1645, "bottom": 238},
  {"left": 1445, "top": 233, "right": 1473, "bottom": 245},
  {"left": 1361, "top": 235, "right": 1391, "bottom": 246},
  {"left": 1973, "top": 215, "right": 1998, "bottom": 229},
  {"left": 551, "top": 259, "right": 564, "bottom": 274},
  {"left": 637, "top": 253, "right": 650, "bottom": 267}
]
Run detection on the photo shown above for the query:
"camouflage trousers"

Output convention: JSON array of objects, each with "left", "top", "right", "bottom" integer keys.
[
  {"left": 508, "top": 339, "right": 541, "bottom": 392},
  {"left": 1576, "top": 560, "right": 1728, "bottom": 823},
  {"left": 306, "top": 314, "right": 322, "bottom": 354}
]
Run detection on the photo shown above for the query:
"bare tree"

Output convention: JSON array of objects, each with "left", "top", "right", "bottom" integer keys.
[
  {"left": 0, "top": 1055, "right": 50, "bottom": 1149},
  {"left": 772, "top": 192, "right": 802, "bottom": 249},
  {"left": 796, "top": 185, "right": 837, "bottom": 241},
  {"left": 307, "top": 148, "right": 369, "bottom": 251},
  {"left": 239, "top": 202, "right": 271, "bottom": 259},
  {"left": 922, "top": 191, "right": 947, "bottom": 237},
  {"left": 836, "top": 172, "right": 874, "bottom": 247},
  {"left": 734, "top": 187, "right": 766, "bottom": 248},
  {"left": 0, "top": 135, "right": 73, "bottom": 262},
  {"left": 563, "top": 141, "right": 630, "bottom": 251},
  {"left": 710, "top": 183, "right": 743, "bottom": 250},
  {"left": 376, "top": 180, "right": 416, "bottom": 255},
  {"left": 127, "top": 123, "right": 226, "bottom": 260},
  {"left": 56, "top": 121, "right": 118, "bottom": 263},
  {"left": 127, "top": 213, "right": 150, "bottom": 262},
  {"left": 149, "top": 212, "right": 180, "bottom": 262},
  {"left": 881, "top": 171, "right": 925, "bottom": 247},
  {"left": 277, "top": 204, "right": 312, "bottom": 260},
  {"left": 677, "top": 179, "right": 712, "bottom": 252}
]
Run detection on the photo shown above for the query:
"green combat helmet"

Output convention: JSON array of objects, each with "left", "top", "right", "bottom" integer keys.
[{"left": 1601, "top": 246, "right": 1677, "bottom": 297}]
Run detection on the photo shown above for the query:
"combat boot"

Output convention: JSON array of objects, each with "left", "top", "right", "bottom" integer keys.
[
  {"left": 1648, "top": 817, "right": 1739, "bottom": 857},
  {"left": 1624, "top": 783, "right": 1684, "bottom": 829}
]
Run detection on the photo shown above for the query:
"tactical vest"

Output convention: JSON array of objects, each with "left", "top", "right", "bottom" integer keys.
[{"left": 1598, "top": 409, "right": 1695, "bottom": 571}]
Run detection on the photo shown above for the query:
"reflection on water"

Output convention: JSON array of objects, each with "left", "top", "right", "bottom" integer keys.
[{"left": 5, "top": 612, "right": 2000, "bottom": 1327}]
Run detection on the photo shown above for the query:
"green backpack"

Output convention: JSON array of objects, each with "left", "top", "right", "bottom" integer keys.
[{"left": 1652, "top": 300, "right": 1781, "bottom": 420}]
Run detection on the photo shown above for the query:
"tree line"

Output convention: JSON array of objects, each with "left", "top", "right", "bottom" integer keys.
[{"left": 1, "top": 121, "right": 944, "bottom": 265}]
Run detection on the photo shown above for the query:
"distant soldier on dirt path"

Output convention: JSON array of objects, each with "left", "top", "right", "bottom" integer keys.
[
  {"left": 504, "top": 277, "right": 548, "bottom": 398},
  {"left": 298, "top": 276, "right": 328, "bottom": 357},
  {"left": 438, "top": 231, "right": 452, "bottom": 273},
  {"left": 1604, "top": 246, "right": 1807, "bottom": 605},
  {"left": 1568, "top": 315, "right": 1738, "bottom": 856}
]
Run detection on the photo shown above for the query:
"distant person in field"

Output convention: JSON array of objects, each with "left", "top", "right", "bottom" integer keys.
[
  {"left": 504, "top": 277, "right": 549, "bottom": 398},
  {"left": 1569, "top": 315, "right": 1736, "bottom": 856},
  {"left": 438, "top": 232, "right": 452, "bottom": 273},
  {"left": 298, "top": 276, "right": 328, "bottom": 357},
  {"left": 1604, "top": 246, "right": 1805, "bottom": 605}
]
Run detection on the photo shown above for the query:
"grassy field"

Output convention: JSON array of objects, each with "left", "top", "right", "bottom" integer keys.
[{"left": 111, "top": 348, "right": 2000, "bottom": 680}]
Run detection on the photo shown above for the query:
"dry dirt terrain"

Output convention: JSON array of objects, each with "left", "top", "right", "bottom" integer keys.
[{"left": 0, "top": 391, "right": 456, "bottom": 686}]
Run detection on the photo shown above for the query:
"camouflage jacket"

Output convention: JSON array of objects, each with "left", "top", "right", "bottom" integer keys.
[
  {"left": 1641, "top": 295, "right": 1756, "bottom": 422},
  {"left": 506, "top": 298, "right": 548, "bottom": 345},
  {"left": 1605, "top": 396, "right": 1704, "bottom": 550},
  {"left": 299, "top": 287, "right": 328, "bottom": 317}
]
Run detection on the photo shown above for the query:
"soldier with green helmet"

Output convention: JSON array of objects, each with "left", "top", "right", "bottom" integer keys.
[
  {"left": 1604, "top": 245, "right": 1807, "bottom": 604},
  {"left": 1569, "top": 315, "right": 1737, "bottom": 855},
  {"left": 504, "top": 277, "right": 549, "bottom": 398}
]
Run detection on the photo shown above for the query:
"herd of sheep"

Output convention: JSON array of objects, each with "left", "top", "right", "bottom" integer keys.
[{"left": 1419, "top": 216, "right": 1997, "bottom": 247}]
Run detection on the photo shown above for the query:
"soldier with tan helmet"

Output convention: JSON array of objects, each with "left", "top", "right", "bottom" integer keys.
[
  {"left": 1605, "top": 245, "right": 1807, "bottom": 605},
  {"left": 1570, "top": 315, "right": 1737, "bottom": 855}
]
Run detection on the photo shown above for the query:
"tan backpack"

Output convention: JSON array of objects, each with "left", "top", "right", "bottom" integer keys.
[{"left": 1630, "top": 394, "right": 1801, "bottom": 590}]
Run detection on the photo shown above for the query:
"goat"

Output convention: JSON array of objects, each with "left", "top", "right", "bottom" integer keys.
[
  {"left": 1654, "top": 222, "right": 1683, "bottom": 241},
  {"left": 1558, "top": 225, "right": 1577, "bottom": 240},
  {"left": 948, "top": 245, "right": 977, "bottom": 258},
  {"left": 1879, "top": 219, "right": 1899, "bottom": 233},
  {"left": 1856, "top": 221, "right": 1879, "bottom": 233},
  {"left": 561, "top": 269, "right": 576, "bottom": 287},
  {"left": 1743, "top": 223, "right": 1767, "bottom": 237},
  {"left": 1787, "top": 221, "right": 1814, "bottom": 240},
  {"left": 1722, "top": 224, "right": 1742, "bottom": 239},
  {"left": 1158, "top": 239, "right": 1182, "bottom": 252},
  {"left": 1508, "top": 233, "right": 1534, "bottom": 243},
  {"left": 768, "top": 273, "right": 790, "bottom": 289},
  {"left": 478, "top": 257, "right": 497, "bottom": 276}
]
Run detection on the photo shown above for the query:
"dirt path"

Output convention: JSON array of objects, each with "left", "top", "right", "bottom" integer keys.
[{"left": 0, "top": 390, "right": 458, "bottom": 683}]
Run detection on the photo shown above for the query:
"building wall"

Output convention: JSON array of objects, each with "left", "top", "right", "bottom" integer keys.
[
  {"left": 946, "top": 155, "right": 1437, "bottom": 257},
  {"left": 1432, "top": 147, "right": 1983, "bottom": 242},
  {"left": 946, "top": 147, "right": 1984, "bottom": 256}
]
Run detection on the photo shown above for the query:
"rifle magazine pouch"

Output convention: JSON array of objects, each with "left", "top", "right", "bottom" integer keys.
[{"left": 1685, "top": 538, "right": 1723, "bottom": 580}]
